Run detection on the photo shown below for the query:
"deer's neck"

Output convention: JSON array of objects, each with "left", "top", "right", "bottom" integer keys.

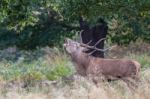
[{"left": 71, "top": 51, "right": 90, "bottom": 75}]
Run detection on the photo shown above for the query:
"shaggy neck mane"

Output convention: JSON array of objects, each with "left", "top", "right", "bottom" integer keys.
[{"left": 70, "top": 51, "right": 90, "bottom": 75}]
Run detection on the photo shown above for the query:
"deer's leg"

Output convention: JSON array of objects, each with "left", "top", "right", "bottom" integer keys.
[
  {"left": 121, "top": 77, "right": 138, "bottom": 92},
  {"left": 105, "top": 75, "right": 119, "bottom": 82},
  {"left": 131, "top": 74, "right": 141, "bottom": 83},
  {"left": 86, "top": 73, "right": 104, "bottom": 87}
]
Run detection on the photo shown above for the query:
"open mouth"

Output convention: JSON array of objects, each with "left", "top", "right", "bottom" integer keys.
[
  {"left": 63, "top": 38, "right": 69, "bottom": 47},
  {"left": 64, "top": 38, "right": 73, "bottom": 46}
]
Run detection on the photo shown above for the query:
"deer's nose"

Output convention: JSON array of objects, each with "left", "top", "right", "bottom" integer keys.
[{"left": 63, "top": 43, "right": 67, "bottom": 47}]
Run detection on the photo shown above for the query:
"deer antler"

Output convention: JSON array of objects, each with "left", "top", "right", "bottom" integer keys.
[
  {"left": 79, "top": 30, "right": 92, "bottom": 45},
  {"left": 94, "top": 38, "right": 106, "bottom": 47},
  {"left": 81, "top": 43, "right": 116, "bottom": 52},
  {"left": 80, "top": 38, "right": 115, "bottom": 52},
  {"left": 79, "top": 30, "right": 84, "bottom": 43},
  {"left": 79, "top": 30, "right": 114, "bottom": 53}
]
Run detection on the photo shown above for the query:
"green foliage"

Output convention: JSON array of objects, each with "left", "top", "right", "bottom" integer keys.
[
  {"left": 0, "top": 0, "right": 40, "bottom": 32},
  {"left": 0, "top": 29, "right": 17, "bottom": 48},
  {"left": 22, "top": 71, "right": 44, "bottom": 85},
  {"left": 129, "top": 54, "right": 150, "bottom": 68},
  {"left": 0, "top": 48, "right": 73, "bottom": 82},
  {"left": 0, "top": 0, "right": 149, "bottom": 47},
  {"left": 46, "top": 52, "right": 73, "bottom": 80},
  {"left": 0, "top": 22, "right": 75, "bottom": 49},
  {"left": 46, "top": 65, "right": 72, "bottom": 80},
  {"left": 0, "top": 47, "right": 149, "bottom": 85},
  {"left": 55, "top": 0, "right": 149, "bottom": 20},
  {"left": 55, "top": 0, "right": 150, "bottom": 44},
  {"left": 16, "top": 24, "right": 74, "bottom": 49},
  {"left": 0, "top": 0, "right": 76, "bottom": 49}
]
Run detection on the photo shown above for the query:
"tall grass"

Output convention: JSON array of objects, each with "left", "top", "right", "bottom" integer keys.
[
  {"left": 0, "top": 47, "right": 74, "bottom": 83},
  {"left": 0, "top": 43, "right": 149, "bottom": 99},
  {"left": 0, "top": 69, "right": 150, "bottom": 99}
]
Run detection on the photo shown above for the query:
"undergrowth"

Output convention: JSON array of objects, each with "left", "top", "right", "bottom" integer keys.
[
  {"left": 0, "top": 47, "right": 74, "bottom": 83},
  {"left": 0, "top": 43, "right": 149, "bottom": 99}
]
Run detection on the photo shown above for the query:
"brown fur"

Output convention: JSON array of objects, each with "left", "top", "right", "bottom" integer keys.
[{"left": 64, "top": 38, "right": 141, "bottom": 83}]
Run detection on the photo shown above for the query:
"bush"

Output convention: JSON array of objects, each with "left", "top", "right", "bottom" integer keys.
[
  {"left": 21, "top": 71, "right": 44, "bottom": 85},
  {"left": 46, "top": 65, "right": 72, "bottom": 81},
  {"left": 0, "top": 24, "right": 75, "bottom": 50},
  {"left": 0, "top": 47, "right": 73, "bottom": 83},
  {"left": 108, "top": 18, "right": 150, "bottom": 45}
]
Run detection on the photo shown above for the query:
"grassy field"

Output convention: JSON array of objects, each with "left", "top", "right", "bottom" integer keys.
[{"left": 0, "top": 41, "right": 150, "bottom": 99}]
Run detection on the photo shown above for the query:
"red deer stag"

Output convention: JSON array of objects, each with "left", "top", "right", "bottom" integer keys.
[{"left": 63, "top": 38, "right": 141, "bottom": 85}]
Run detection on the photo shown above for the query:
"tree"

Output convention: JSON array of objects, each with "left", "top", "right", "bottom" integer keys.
[
  {"left": 0, "top": 0, "right": 149, "bottom": 49},
  {"left": 55, "top": 0, "right": 150, "bottom": 43},
  {"left": 79, "top": 17, "right": 108, "bottom": 58}
]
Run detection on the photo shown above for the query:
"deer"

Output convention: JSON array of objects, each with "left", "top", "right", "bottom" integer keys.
[{"left": 63, "top": 38, "right": 141, "bottom": 88}]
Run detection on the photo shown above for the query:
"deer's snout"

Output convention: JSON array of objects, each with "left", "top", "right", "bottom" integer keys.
[
  {"left": 64, "top": 38, "right": 70, "bottom": 43},
  {"left": 64, "top": 38, "right": 71, "bottom": 47},
  {"left": 64, "top": 38, "right": 73, "bottom": 45},
  {"left": 63, "top": 43, "right": 67, "bottom": 47}
]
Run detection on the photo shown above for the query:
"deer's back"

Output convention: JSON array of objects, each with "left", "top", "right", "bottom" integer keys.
[{"left": 87, "top": 58, "right": 140, "bottom": 78}]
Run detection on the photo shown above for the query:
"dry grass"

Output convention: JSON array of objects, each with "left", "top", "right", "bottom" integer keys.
[
  {"left": 0, "top": 69, "right": 150, "bottom": 99},
  {"left": 0, "top": 41, "right": 150, "bottom": 99}
]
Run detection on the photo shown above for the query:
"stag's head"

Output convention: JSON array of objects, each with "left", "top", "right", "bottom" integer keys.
[
  {"left": 63, "top": 38, "right": 86, "bottom": 55},
  {"left": 63, "top": 38, "right": 114, "bottom": 56}
]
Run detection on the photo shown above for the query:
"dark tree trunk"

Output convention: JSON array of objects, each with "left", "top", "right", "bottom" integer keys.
[{"left": 79, "top": 17, "right": 108, "bottom": 58}]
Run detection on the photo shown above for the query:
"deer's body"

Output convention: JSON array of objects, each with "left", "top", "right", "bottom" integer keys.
[
  {"left": 64, "top": 38, "right": 140, "bottom": 82},
  {"left": 70, "top": 48, "right": 140, "bottom": 80},
  {"left": 88, "top": 58, "right": 140, "bottom": 80}
]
